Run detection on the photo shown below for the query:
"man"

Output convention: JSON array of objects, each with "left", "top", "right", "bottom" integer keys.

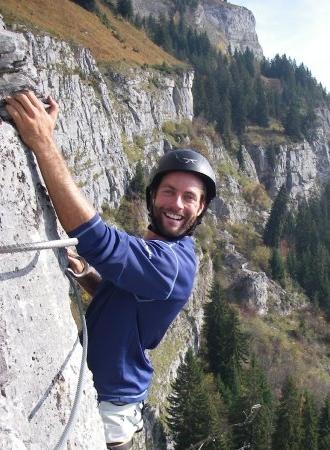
[{"left": 5, "top": 91, "right": 216, "bottom": 450}]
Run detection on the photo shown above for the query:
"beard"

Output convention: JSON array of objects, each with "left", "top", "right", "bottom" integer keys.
[{"left": 151, "top": 204, "right": 199, "bottom": 238}]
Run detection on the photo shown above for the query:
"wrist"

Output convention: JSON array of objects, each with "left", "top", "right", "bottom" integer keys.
[{"left": 31, "top": 137, "right": 57, "bottom": 157}]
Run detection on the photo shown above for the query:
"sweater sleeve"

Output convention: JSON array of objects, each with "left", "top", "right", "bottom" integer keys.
[{"left": 68, "top": 214, "right": 190, "bottom": 300}]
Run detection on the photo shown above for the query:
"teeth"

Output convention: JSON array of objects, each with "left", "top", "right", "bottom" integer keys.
[{"left": 164, "top": 212, "right": 183, "bottom": 221}]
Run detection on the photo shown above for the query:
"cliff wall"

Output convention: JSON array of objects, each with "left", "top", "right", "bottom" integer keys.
[
  {"left": 0, "top": 19, "right": 195, "bottom": 450},
  {"left": 131, "top": 0, "right": 263, "bottom": 57}
]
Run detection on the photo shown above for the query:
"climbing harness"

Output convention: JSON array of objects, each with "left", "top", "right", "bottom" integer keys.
[{"left": 0, "top": 237, "right": 88, "bottom": 450}]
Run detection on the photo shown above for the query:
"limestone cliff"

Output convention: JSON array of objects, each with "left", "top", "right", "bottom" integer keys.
[
  {"left": 131, "top": 0, "right": 263, "bottom": 57},
  {"left": 0, "top": 19, "right": 195, "bottom": 450},
  {"left": 245, "top": 132, "right": 330, "bottom": 202}
]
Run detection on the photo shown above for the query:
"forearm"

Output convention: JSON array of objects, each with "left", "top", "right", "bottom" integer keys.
[{"left": 35, "top": 139, "right": 96, "bottom": 232}]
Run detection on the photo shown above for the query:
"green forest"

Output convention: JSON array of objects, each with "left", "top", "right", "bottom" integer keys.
[
  {"left": 138, "top": 10, "right": 329, "bottom": 146},
  {"left": 74, "top": 0, "right": 330, "bottom": 145},
  {"left": 264, "top": 182, "right": 330, "bottom": 319},
  {"left": 166, "top": 279, "right": 330, "bottom": 449}
]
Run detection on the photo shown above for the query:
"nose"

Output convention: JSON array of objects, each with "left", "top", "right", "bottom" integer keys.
[{"left": 173, "top": 194, "right": 184, "bottom": 209}]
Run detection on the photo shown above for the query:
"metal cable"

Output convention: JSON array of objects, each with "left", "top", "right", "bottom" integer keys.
[
  {"left": 0, "top": 238, "right": 78, "bottom": 254},
  {"left": 53, "top": 270, "right": 88, "bottom": 450},
  {"left": 0, "top": 237, "right": 88, "bottom": 450}
]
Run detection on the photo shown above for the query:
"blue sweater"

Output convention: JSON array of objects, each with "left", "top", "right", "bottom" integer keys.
[{"left": 68, "top": 214, "right": 197, "bottom": 403}]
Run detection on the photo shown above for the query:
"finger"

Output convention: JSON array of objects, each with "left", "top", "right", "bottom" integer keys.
[
  {"left": 5, "top": 104, "right": 22, "bottom": 126},
  {"left": 67, "top": 248, "right": 78, "bottom": 257},
  {"left": 24, "top": 90, "right": 44, "bottom": 110},
  {"left": 5, "top": 98, "right": 25, "bottom": 121},
  {"left": 12, "top": 92, "right": 36, "bottom": 117},
  {"left": 47, "top": 96, "right": 59, "bottom": 121}
]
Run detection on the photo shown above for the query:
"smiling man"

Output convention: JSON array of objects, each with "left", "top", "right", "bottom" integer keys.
[{"left": 5, "top": 91, "right": 216, "bottom": 450}]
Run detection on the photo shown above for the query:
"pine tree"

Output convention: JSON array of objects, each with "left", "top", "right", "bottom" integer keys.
[
  {"left": 231, "top": 355, "right": 274, "bottom": 450},
  {"left": 128, "top": 161, "right": 146, "bottom": 199},
  {"left": 217, "top": 96, "right": 232, "bottom": 147},
  {"left": 284, "top": 101, "right": 302, "bottom": 140},
  {"left": 117, "top": 0, "right": 133, "bottom": 19},
  {"left": 155, "top": 14, "right": 172, "bottom": 52},
  {"left": 204, "top": 280, "right": 248, "bottom": 392},
  {"left": 167, "top": 349, "right": 215, "bottom": 450},
  {"left": 319, "top": 394, "right": 330, "bottom": 450},
  {"left": 231, "top": 82, "right": 247, "bottom": 136},
  {"left": 285, "top": 184, "right": 330, "bottom": 315},
  {"left": 270, "top": 248, "right": 285, "bottom": 286},
  {"left": 272, "top": 377, "right": 303, "bottom": 450},
  {"left": 72, "top": 0, "right": 97, "bottom": 12},
  {"left": 254, "top": 78, "right": 269, "bottom": 127},
  {"left": 263, "top": 184, "right": 289, "bottom": 247},
  {"left": 301, "top": 390, "right": 319, "bottom": 450}
]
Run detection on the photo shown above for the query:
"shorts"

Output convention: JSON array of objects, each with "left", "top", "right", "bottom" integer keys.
[{"left": 98, "top": 400, "right": 144, "bottom": 444}]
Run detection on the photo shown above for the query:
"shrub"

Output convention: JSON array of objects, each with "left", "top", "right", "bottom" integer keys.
[
  {"left": 162, "top": 120, "right": 193, "bottom": 146},
  {"left": 250, "top": 245, "right": 271, "bottom": 272},
  {"left": 115, "top": 197, "right": 147, "bottom": 236},
  {"left": 241, "top": 179, "right": 271, "bottom": 210},
  {"left": 195, "top": 221, "right": 217, "bottom": 255},
  {"left": 229, "top": 222, "right": 261, "bottom": 260},
  {"left": 121, "top": 133, "right": 144, "bottom": 163},
  {"left": 217, "top": 161, "right": 239, "bottom": 180}
]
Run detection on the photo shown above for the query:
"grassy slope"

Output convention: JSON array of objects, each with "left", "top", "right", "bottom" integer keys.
[
  {"left": 0, "top": 0, "right": 183, "bottom": 66},
  {"left": 241, "top": 307, "right": 330, "bottom": 403}
]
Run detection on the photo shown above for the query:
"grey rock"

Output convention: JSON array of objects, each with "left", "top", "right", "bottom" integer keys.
[
  {"left": 191, "top": 0, "right": 263, "bottom": 57},
  {"left": 240, "top": 145, "right": 259, "bottom": 181},
  {"left": 230, "top": 264, "right": 287, "bottom": 316},
  {"left": 316, "top": 106, "right": 330, "bottom": 137},
  {"left": 246, "top": 138, "right": 330, "bottom": 201},
  {"left": 0, "top": 29, "right": 27, "bottom": 73},
  {"left": 235, "top": 267, "right": 270, "bottom": 315},
  {"left": 0, "top": 31, "right": 50, "bottom": 120},
  {"left": 0, "top": 23, "right": 195, "bottom": 450},
  {"left": 131, "top": 0, "right": 263, "bottom": 58},
  {"left": 228, "top": 259, "right": 308, "bottom": 316}
]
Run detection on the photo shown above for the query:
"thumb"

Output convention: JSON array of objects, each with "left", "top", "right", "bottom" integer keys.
[{"left": 47, "top": 95, "right": 59, "bottom": 121}]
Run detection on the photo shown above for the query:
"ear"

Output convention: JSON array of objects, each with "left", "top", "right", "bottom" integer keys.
[{"left": 197, "top": 198, "right": 206, "bottom": 217}]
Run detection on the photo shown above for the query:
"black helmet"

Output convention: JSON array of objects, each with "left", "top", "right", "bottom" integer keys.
[{"left": 146, "top": 149, "right": 216, "bottom": 237}]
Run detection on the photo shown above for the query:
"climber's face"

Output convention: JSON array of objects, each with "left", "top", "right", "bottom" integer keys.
[{"left": 152, "top": 171, "right": 205, "bottom": 237}]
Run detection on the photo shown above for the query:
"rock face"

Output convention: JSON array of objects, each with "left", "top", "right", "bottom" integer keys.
[
  {"left": 188, "top": 0, "right": 263, "bottom": 57},
  {"left": 0, "top": 21, "right": 195, "bottom": 450},
  {"left": 245, "top": 135, "right": 330, "bottom": 201},
  {"left": 230, "top": 264, "right": 306, "bottom": 316},
  {"left": 130, "top": 0, "right": 263, "bottom": 58}
]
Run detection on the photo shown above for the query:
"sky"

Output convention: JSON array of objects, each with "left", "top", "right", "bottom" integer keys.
[{"left": 232, "top": 0, "right": 330, "bottom": 92}]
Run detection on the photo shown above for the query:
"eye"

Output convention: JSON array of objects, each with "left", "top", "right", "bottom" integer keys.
[
  {"left": 184, "top": 193, "right": 197, "bottom": 203},
  {"left": 161, "top": 187, "right": 175, "bottom": 196}
]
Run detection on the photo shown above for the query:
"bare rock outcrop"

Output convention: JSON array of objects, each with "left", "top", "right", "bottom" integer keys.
[{"left": 246, "top": 137, "right": 330, "bottom": 201}]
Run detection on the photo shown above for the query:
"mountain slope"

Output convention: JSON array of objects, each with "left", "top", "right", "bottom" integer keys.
[{"left": 0, "top": 0, "right": 183, "bottom": 65}]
